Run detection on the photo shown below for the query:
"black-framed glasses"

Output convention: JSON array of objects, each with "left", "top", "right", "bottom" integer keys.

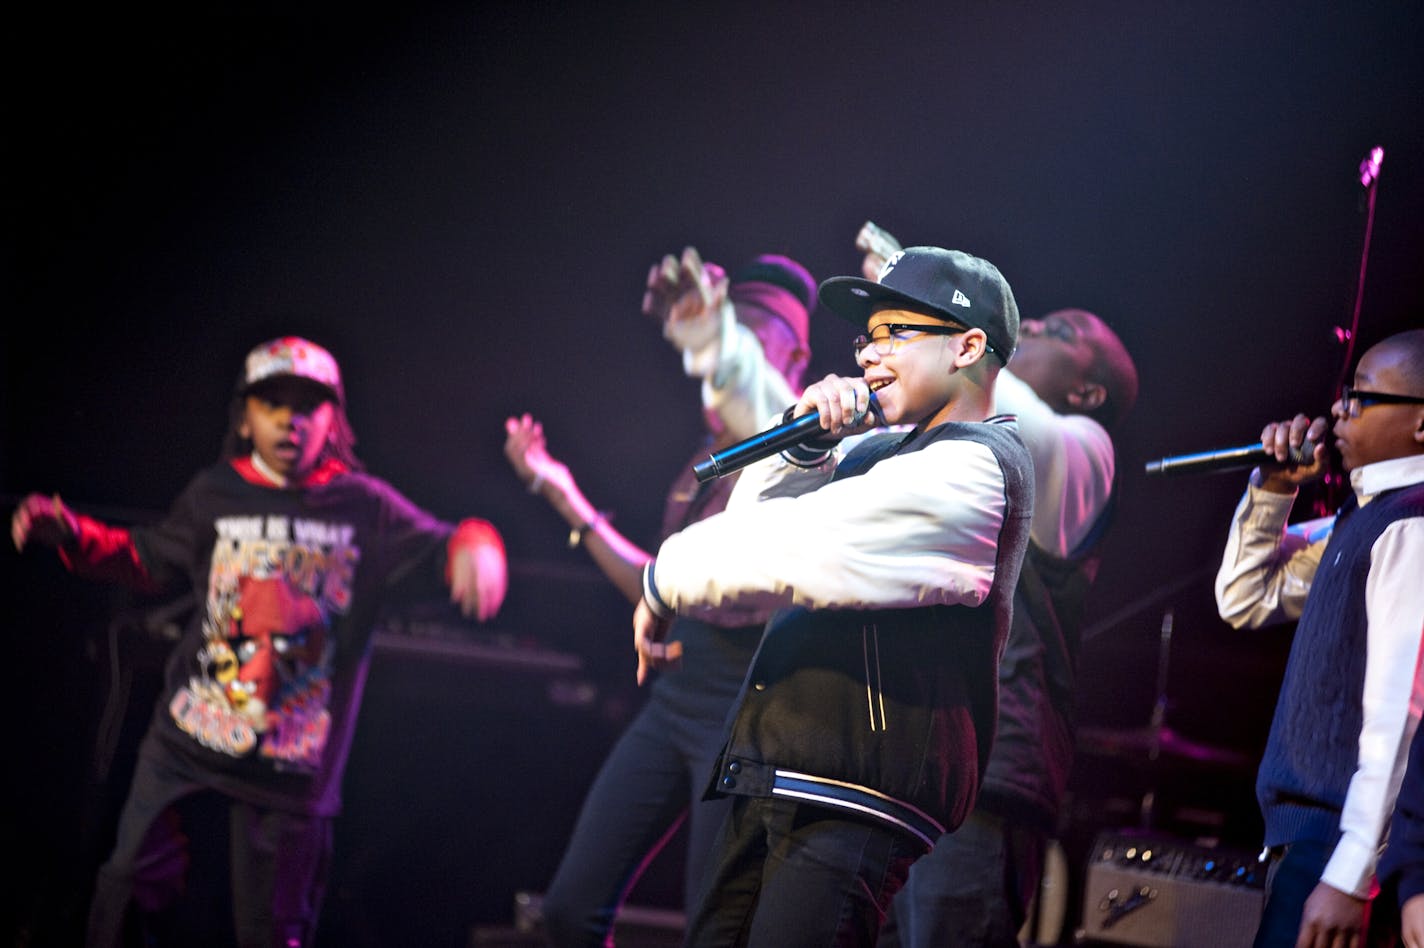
[
  {"left": 853, "top": 322, "right": 968, "bottom": 358},
  {"left": 1340, "top": 386, "right": 1424, "bottom": 418}
]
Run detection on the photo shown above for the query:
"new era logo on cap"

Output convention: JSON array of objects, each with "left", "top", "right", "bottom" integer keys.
[
  {"left": 817, "top": 246, "right": 1020, "bottom": 364},
  {"left": 877, "top": 250, "right": 905, "bottom": 282}
]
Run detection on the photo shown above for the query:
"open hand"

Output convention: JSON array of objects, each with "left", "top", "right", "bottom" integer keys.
[
  {"left": 11, "top": 493, "right": 78, "bottom": 551},
  {"left": 642, "top": 246, "right": 728, "bottom": 337},
  {"left": 504, "top": 414, "right": 573, "bottom": 498},
  {"left": 449, "top": 525, "right": 508, "bottom": 622}
]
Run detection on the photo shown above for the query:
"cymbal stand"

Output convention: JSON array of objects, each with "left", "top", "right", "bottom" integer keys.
[{"left": 1138, "top": 609, "right": 1174, "bottom": 827}]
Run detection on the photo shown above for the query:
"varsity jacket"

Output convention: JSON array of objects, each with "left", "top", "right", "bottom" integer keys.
[{"left": 645, "top": 417, "right": 1034, "bottom": 847}]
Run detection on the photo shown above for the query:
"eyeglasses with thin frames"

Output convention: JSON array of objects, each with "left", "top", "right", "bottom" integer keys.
[
  {"left": 1339, "top": 386, "right": 1424, "bottom": 418},
  {"left": 853, "top": 323, "right": 968, "bottom": 358}
]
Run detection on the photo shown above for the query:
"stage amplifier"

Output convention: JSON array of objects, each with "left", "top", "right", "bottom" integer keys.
[{"left": 1078, "top": 830, "right": 1264, "bottom": 947}]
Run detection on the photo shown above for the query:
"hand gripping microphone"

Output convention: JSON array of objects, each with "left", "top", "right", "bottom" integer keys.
[
  {"left": 1144, "top": 438, "right": 1316, "bottom": 476},
  {"left": 693, "top": 393, "right": 882, "bottom": 483}
]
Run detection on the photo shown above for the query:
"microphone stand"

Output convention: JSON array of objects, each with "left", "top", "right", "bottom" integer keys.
[{"left": 1318, "top": 146, "right": 1384, "bottom": 516}]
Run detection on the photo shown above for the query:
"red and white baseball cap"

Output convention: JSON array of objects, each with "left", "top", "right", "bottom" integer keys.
[{"left": 241, "top": 336, "right": 344, "bottom": 404}]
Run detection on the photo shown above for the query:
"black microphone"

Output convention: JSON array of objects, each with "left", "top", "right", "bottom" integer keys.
[
  {"left": 1144, "top": 439, "right": 1316, "bottom": 476},
  {"left": 693, "top": 393, "right": 882, "bottom": 483}
]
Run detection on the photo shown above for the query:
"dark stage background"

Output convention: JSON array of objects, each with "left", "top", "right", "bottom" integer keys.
[{"left": 5, "top": 4, "right": 1422, "bottom": 946}]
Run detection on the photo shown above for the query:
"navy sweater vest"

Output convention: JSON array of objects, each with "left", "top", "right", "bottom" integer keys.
[{"left": 1257, "top": 483, "right": 1424, "bottom": 849}]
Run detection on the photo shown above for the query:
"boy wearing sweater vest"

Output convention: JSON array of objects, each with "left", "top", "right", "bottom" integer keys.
[{"left": 1216, "top": 328, "right": 1424, "bottom": 947}]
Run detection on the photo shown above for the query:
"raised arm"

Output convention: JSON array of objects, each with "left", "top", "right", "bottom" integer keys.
[
  {"left": 503, "top": 413, "right": 651, "bottom": 604},
  {"left": 644, "top": 245, "right": 800, "bottom": 441}
]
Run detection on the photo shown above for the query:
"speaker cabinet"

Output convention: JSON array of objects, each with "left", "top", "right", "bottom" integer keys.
[{"left": 1078, "top": 831, "right": 1264, "bottom": 947}]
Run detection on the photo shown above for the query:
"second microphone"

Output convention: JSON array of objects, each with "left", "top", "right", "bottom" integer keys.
[{"left": 1144, "top": 439, "right": 1317, "bottom": 476}]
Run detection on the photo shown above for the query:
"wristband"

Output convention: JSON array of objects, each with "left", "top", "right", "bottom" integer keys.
[
  {"left": 641, "top": 559, "right": 674, "bottom": 619},
  {"left": 568, "top": 511, "right": 610, "bottom": 549}
]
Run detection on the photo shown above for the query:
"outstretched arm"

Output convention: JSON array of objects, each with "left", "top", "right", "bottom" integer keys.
[
  {"left": 12, "top": 492, "right": 161, "bottom": 591},
  {"left": 503, "top": 414, "right": 651, "bottom": 604}
]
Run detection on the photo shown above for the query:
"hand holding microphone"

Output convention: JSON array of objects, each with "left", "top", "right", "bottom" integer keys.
[
  {"left": 798, "top": 373, "right": 883, "bottom": 437},
  {"left": 694, "top": 375, "right": 883, "bottom": 482},
  {"left": 1254, "top": 413, "right": 1329, "bottom": 491},
  {"left": 1144, "top": 413, "right": 1329, "bottom": 482}
]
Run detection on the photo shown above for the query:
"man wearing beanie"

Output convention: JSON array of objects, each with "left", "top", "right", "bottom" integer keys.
[{"left": 635, "top": 246, "right": 1035, "bottom": 945}]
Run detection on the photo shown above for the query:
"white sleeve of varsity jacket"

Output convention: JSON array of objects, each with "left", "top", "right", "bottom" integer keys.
[{"left": 647, "top": 434, "right": 1007, "bottom": 627}]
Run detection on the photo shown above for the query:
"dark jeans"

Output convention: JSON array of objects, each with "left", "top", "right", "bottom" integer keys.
[
  {"left": 86, "top": 741, "right": 332, "bottom": 948},
  {"left": 877, "top": 808, "right": 1044, "bottom": 948},
  {"left": 683, "top": 795, "right": 923, "bottom": 948},
  {"left": 540, "top": 690, "right": 734, "bottom": 947},
  {"left": 1255, "top": 838, "right": 1397, "bottom": 948},
  {"left": 1254, "top": 839, "right": 1332, "bottom": 948}
]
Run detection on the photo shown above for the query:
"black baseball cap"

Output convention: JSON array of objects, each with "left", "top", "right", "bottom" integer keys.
[{"left": 819, "top": 246, "right": 1019, "bottom": 364}]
